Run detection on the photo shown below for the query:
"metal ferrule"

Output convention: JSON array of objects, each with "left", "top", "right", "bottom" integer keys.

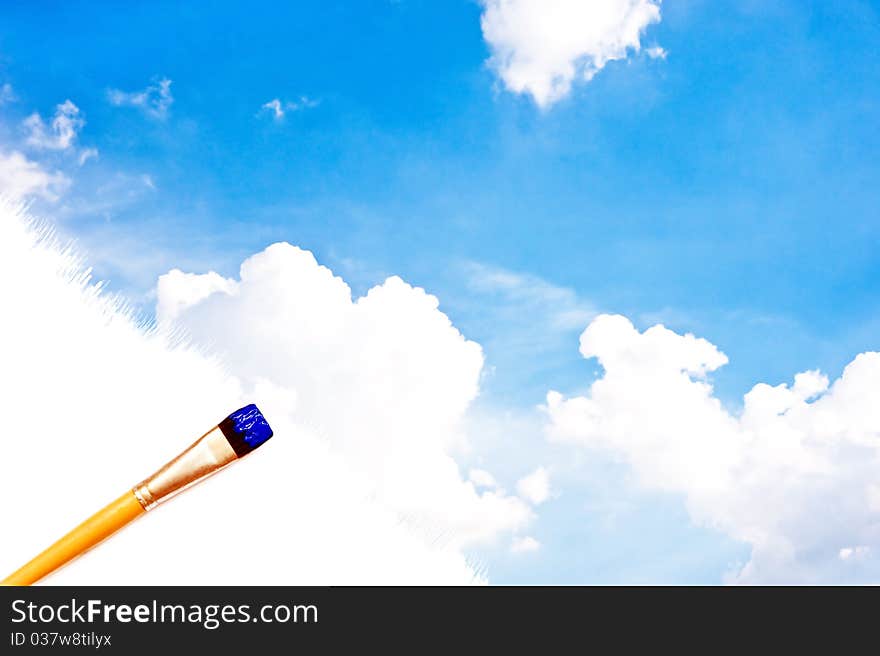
[{"left": 132, "top": 426, "right": 238, "bottom": 511}]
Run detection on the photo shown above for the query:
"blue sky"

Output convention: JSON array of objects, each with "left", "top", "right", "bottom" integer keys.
[{"left": 3, "top": 1, "right": 880, "bottom": 583}]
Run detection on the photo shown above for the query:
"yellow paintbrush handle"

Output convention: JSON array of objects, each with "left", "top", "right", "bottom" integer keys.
[
  {"left": 2, "top": 405, "right": 272, "bottom": 586},
  {"left": 1, "top": 491, "right": 145, "bottom": 586}
]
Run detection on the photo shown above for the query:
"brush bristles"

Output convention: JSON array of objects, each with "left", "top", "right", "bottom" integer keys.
[{"left": 218, "top": 403, "right": 273, "bottom": 457}]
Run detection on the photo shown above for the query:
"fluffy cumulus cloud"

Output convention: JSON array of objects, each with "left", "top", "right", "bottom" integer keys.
[
  {"left": 0, "top": 202, "right": 532, "bottom": 584},
  {"left": 516, "top": 466, "right": 551, "bottom": 505},
  {"left": 545, "top": 314, "right": 880, "bottom": 583},
  {"left": 480, "top": 0, "right": 663, "bottom": 107},
  {"left": 23, "top": 100, "right": 84, "bottom": 150},
  {"left": 107, "top": 78, "right": 173, "bottom": 119},
  {"left": 156, "top": 244, "right": 533, "bottom": 548},
  {"left": 0, "top": 150, "right": 69, "bottom": 201}
]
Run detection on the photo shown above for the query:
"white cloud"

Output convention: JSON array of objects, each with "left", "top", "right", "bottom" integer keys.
[
  {"left": 107, "top": 78, "right": 173, "bottom": 119},
  {"left": 260, "top": 96, "right": 319, "bottom": 120},
  {"left": 510, "top": 535, "right": 541, "bottom": 553},
  {"left": 645, "top": 45, "right": 667, "bottom": 59},
  {"left": 840, "top": 546, "right": 870, "bottom": 561},
  {"left": 77, "top": 147, "right": 99, "bottom": 166},
  {"left": 156, "top": 245, "right": 533, "bottom": 548},
  {"left": 469, "top": 468, "right": 499, "bottom": 489},
  {"left": 23, "top": 100, "right": 84, "bottom": 150},
  {"left": 291, "top": 96, "right": 319, "bottom": 111},
  {"left": 0, "top": 82, "right": 15, "bottom": 105},
  {"left": 516, "top": 466, "right": 551, "bottom": 505},
  {"left": 0, "top": 150, "right": 70, "bottom": 201},
  {"left": 465, "top": 262, "right": 594, "bottom": 333},
  {"left": 480, "top": 0, "right": 663, "bottom": 107},
  {"left": 262, "top": 98, "right": 284, "bottom": 119},
  {"left": 545, "top": 313, "right": 880, "bottom": 583},
  {"left": 156, "top": 268, "right": 237, "bottom": 324},
  {"left": 458, "top": 262, "right": 596, "bottom": 386},
  {"left": 0, "top": 201, "right": 516, "bottom": 584}
]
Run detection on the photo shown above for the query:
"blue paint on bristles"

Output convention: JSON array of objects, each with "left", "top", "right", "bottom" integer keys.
[{"left": 218, "top": 404, "right": 274, "bottom": 457}]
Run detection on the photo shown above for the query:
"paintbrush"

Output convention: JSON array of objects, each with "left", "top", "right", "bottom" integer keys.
[{"left": 1, "top": 404, "right": 273, "bottom": 586}]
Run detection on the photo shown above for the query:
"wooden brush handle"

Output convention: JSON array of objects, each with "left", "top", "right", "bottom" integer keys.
[{"left": 1, "top": 491, "right": 145, "bottom": 586}]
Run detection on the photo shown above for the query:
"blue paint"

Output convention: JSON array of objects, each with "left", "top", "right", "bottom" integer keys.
[{"left": 225, "top": 404, "right": 273, "bottom": 450}]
